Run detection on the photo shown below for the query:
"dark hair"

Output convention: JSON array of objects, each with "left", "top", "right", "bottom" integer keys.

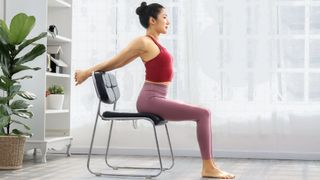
[{"left": 136, "top": 2, "right": 164, "bottom": 29}]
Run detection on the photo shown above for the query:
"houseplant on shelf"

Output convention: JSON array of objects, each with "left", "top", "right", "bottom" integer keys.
[
  {"left": 46, "top": 84, "right": 64, "bottom": 110},
  {"left": 0, "top": 13, "right": 46, "bottom": 169}
]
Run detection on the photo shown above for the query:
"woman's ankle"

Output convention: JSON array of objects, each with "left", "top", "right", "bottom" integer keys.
[{"left": 202, "top": 159, "right": 216, "bottom": 169}]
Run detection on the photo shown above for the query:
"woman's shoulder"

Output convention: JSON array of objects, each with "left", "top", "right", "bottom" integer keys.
[
  {"left": 128, "top": 36, "right": 154, "bottom": 50},
  {"left": 132, "top": 35, "right": 153, "bottom": 44}
]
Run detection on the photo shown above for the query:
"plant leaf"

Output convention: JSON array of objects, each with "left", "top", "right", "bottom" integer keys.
[
  {"left": 15, "top": 44, "right": 46, "bottom": 65},
  {"left": 12, "top": 109, "right": 33, "bottom": 119},
  {"left": 0, "top": 104, "right": 12, "bottom": 115},
  {"left": 12, "top": 75, "right": 32, "bottom": 81},
  {"left": 0, "top": 127, "right": 5, "bottom": 135},
  {"left": 0, "top": 75, "right": 16, "bottom": 88},
  {"left": 0, "top": 116, "right": 10, "bottom": 130},
  {"left": 11, "top": 120, "right": 30, "bottom": 130},
  {"left": 12, "top": 32, "right": 47, "bottom": 58},
  {"left": 10, "top": 64, "right": 41, "bottom": 75},
  {"left": 0, "top": 55, "right": 10, "bottom": 77},
  {"left": 17, "top": 91, "right": 37, "bottom": 100},
  {"left": 0, "top": 97, "right": 9, "bottom": 104},
  {"left": 9, "top": 84, "right": 21, "bottom": 96},
  {"left": 0, "top": 39, "right": 10, "bottom": 60},
  {"left": 9, "top": 13, "right": 35, "bottom": 45},
  {"left": 11, "top": 129, "right": 32, "bottom": 137},
  {"left": 10, "top": 100, "right": 32, "bottom": 109},
  {"left": 0, "top": 76, "right": 7, "bottom": 91},
  {"left": 12, "top": 129, "right": 23, "bottom": 135},
  {"left": 0, "top": 20, "right": 10, "bottom": 44}
]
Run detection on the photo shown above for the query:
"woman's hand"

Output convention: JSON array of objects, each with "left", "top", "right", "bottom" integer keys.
[{"left": 74, "top": 69, "right": 91, "bottom": 86}]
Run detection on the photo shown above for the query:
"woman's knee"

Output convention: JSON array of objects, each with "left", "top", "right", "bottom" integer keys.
[
  {"left": 201, "top": 107, "right": 211, "bottom": 117},
  {"left": 195, "top": 107, "right": 211, "bottom": 121}
]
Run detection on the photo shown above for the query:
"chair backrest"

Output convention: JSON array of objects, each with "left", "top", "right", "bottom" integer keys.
[{"left": 92, "top": 72, "right": 120, "bottom": 104}]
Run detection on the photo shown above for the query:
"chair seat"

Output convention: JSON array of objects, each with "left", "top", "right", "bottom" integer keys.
[{"left": 102, "top": 111, "right": 167, "bottom": 125}]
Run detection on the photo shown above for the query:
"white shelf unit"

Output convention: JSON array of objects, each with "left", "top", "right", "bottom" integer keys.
[
  {"left": 46, "top": 72, "right": 70, "bottom": 78},
  {"left": 5, "top": 0, "right": 73, "bottom": 163},
  {"left": 47, "top": 34, "right": 72, "bottom": 44},
  {"left": 48, "top": 0, "right": 71, "bottom": 8},
  {"left": 44, "top": 0, "right": 73, "bottom": 162}
]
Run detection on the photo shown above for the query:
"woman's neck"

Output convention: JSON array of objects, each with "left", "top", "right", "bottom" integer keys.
[{"left": 146, "top": 29, "right": 160, "bottom": 40}]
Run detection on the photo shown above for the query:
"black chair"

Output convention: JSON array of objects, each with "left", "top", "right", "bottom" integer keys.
[{"left": 87, "top": 72, "right": 174, "bottom": 179}]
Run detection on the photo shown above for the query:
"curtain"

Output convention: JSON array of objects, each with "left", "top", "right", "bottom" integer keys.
[{"left": 71, "top": 0, "right": 117, "bottom": 129}]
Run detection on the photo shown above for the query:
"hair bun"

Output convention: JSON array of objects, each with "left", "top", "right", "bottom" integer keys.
[{"left": 136, "top": 2, "right": 148, "bottom": 16}]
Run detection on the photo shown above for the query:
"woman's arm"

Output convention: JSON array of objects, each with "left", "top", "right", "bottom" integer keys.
[{"left": 75, "top": 37, "right": 146, "bottom": 85}]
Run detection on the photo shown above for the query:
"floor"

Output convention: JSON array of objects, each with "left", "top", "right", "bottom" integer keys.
[{"left": 0, "top": 154, "right": 319, "bottom": 180}]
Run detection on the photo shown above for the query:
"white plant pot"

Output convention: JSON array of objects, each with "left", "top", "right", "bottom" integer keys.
[{"left": 47, "top": 94, "right": 64, "bottom": 110}]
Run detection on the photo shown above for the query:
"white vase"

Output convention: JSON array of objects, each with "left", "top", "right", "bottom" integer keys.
[{"left": 47, "top": 94, "right": 64, "bottom": 109}]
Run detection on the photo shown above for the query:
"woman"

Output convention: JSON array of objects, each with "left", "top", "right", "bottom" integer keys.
[{"left": 75, "top": 2, "right": 235, "bottom": 179}]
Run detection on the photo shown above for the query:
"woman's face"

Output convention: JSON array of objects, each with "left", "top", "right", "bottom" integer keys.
[{"left": 153, "top": 8, "right": 170, "bottom": 34}]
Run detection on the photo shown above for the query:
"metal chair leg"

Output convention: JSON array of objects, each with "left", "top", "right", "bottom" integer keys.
[
  {"left": 104, "top": 120, "right": 116, "bottom": 170},
  {"left": 151, "top": 123, "right": 163, "bottom": 177},
  {"left": 88, "top": 115, "right": 167, "bottom": 178},
  {"left": 87, "top": 103, "right": 103, "bottom": 176},
  {"left": 164, "top": 124, "right": 175, "bottom": 170},
  {"left": 104, "top": 120, "right": 174, "bottom": 171}
]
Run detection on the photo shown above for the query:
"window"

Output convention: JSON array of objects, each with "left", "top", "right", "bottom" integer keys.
[
  {"left": 276, "top": 0, "right": 320, "bottom": 103},
  {"left": 186, "top": 0, "right": 320, "bottom": 106}
]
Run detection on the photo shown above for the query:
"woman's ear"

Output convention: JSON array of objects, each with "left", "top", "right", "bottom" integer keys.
[{"left": 149, "top": 17, "right": 156, "bottom": 25}]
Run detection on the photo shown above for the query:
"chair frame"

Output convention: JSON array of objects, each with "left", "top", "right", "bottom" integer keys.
[{"left": 87, "top": 72, "right": 175, "bottom": 179}]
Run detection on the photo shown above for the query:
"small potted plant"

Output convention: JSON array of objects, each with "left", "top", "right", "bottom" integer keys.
[
  {"left": 46, "top": 84, "right": 64, "bottom": 110},
  {"left": 0, "top": 13, "right": 46, "bottom": 169}
]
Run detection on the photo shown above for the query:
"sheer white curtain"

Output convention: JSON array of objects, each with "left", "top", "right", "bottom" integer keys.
[
  {"left": 71, "top": 0, "right": 117, "bottom": 146},
  {"left": 186, "top": 0, "right": 277, "bottom": 120},
  {"left": 186, "top": 0, "right": 320, "bottom": 115},
  {"left": 72, "top": 0, "right": 320, "bottom": 157},
  {"left": 182, "top": 0, "right": 320, "bottom": 155}
]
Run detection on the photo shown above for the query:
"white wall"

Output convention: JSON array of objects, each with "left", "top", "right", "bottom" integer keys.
[{"left": 0, "top": 0, "right": 4, "bottom": 20}]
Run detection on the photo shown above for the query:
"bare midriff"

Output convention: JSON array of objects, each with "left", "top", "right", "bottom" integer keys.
[{"left": 145, "top": 80, "right": 170, "bottom": 86}]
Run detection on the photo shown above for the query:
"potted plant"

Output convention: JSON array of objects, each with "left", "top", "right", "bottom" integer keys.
[
  {"left": 46, "top": 84, "right": 64, "bottom": 110},
  {"left": 0, "top": 13, "right": 46, "bottom": 169}
]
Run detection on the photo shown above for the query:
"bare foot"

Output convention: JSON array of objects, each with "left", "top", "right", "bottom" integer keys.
[
  {"left": 202, "top": 159, "right": 235, "bottom": 179},
  {"left": 202, "top": 168, "right": 235, "bottom": 179}
]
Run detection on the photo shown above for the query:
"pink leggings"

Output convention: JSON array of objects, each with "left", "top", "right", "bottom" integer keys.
[{"left": 136, "top": 82, "right": 213, "bottom": 160}]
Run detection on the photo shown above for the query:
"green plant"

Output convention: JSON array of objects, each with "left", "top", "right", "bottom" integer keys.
[
  {"left": 48, "top": 84, "right": 64, "bottom": 94},
  {"left": 0, "top": 13, "right": 46, "bottom": 136}
]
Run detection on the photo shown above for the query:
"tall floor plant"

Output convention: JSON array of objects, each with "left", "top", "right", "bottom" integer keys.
[{"left": 0, "top": 13, "right": 46, "bottom": 136}]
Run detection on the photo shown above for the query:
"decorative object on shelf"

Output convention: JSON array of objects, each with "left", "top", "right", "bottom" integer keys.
[
  {"left": 46, "top": 84, "right": 65, "bottom": 110},
  {"left": 46, "top": 54, "right": 52, "bottom": 72},
  {"left": 0, "top": 13, "right": 46, "bottom": 169},
  {"left": 48, "top": 24, "right": 58, "bottom": 38},
  {"left": 47, "top": 45, "right": 68, "bottom": 73}
]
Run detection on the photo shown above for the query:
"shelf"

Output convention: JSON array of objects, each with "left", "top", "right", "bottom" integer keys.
[
  {"left": 46, "top": 109, "right": 69, "bottom": 114},
  {"left": 45, "top": 135, "right": 72, "bottom": 142},
  {"left": 26, "top": 135, "right": 72, "bottom": 143},
  {"left": 47, "top": 34, "right": 71, "bottom": 44},
  {"left": 48, "top": 0, "right": 71, "bottom": 8},
  {"left": 46, "top": 72, "right": 70, "bottom": 78}
]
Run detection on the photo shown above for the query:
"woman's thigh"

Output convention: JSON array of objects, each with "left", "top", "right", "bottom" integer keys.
[{"left": 138, "top": 96, "right": 210, "bottom": 121}]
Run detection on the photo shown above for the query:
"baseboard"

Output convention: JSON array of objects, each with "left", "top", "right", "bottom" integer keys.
[{"left": 69, "top": 146, "right": 320, "bottom": 160}]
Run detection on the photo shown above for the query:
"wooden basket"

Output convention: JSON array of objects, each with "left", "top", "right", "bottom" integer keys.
[{"left": 0, "top": 136, "right": 26, "bottom": 169}]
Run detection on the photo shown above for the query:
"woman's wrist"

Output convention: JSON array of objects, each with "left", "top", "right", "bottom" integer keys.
[{"left": 85, "top": 69, "right": 93, "bottom": 77}]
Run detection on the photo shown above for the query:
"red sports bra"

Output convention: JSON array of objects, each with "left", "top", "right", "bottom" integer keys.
[{"left": 144, "top": 35, "right": 173, "bottom": 82}]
